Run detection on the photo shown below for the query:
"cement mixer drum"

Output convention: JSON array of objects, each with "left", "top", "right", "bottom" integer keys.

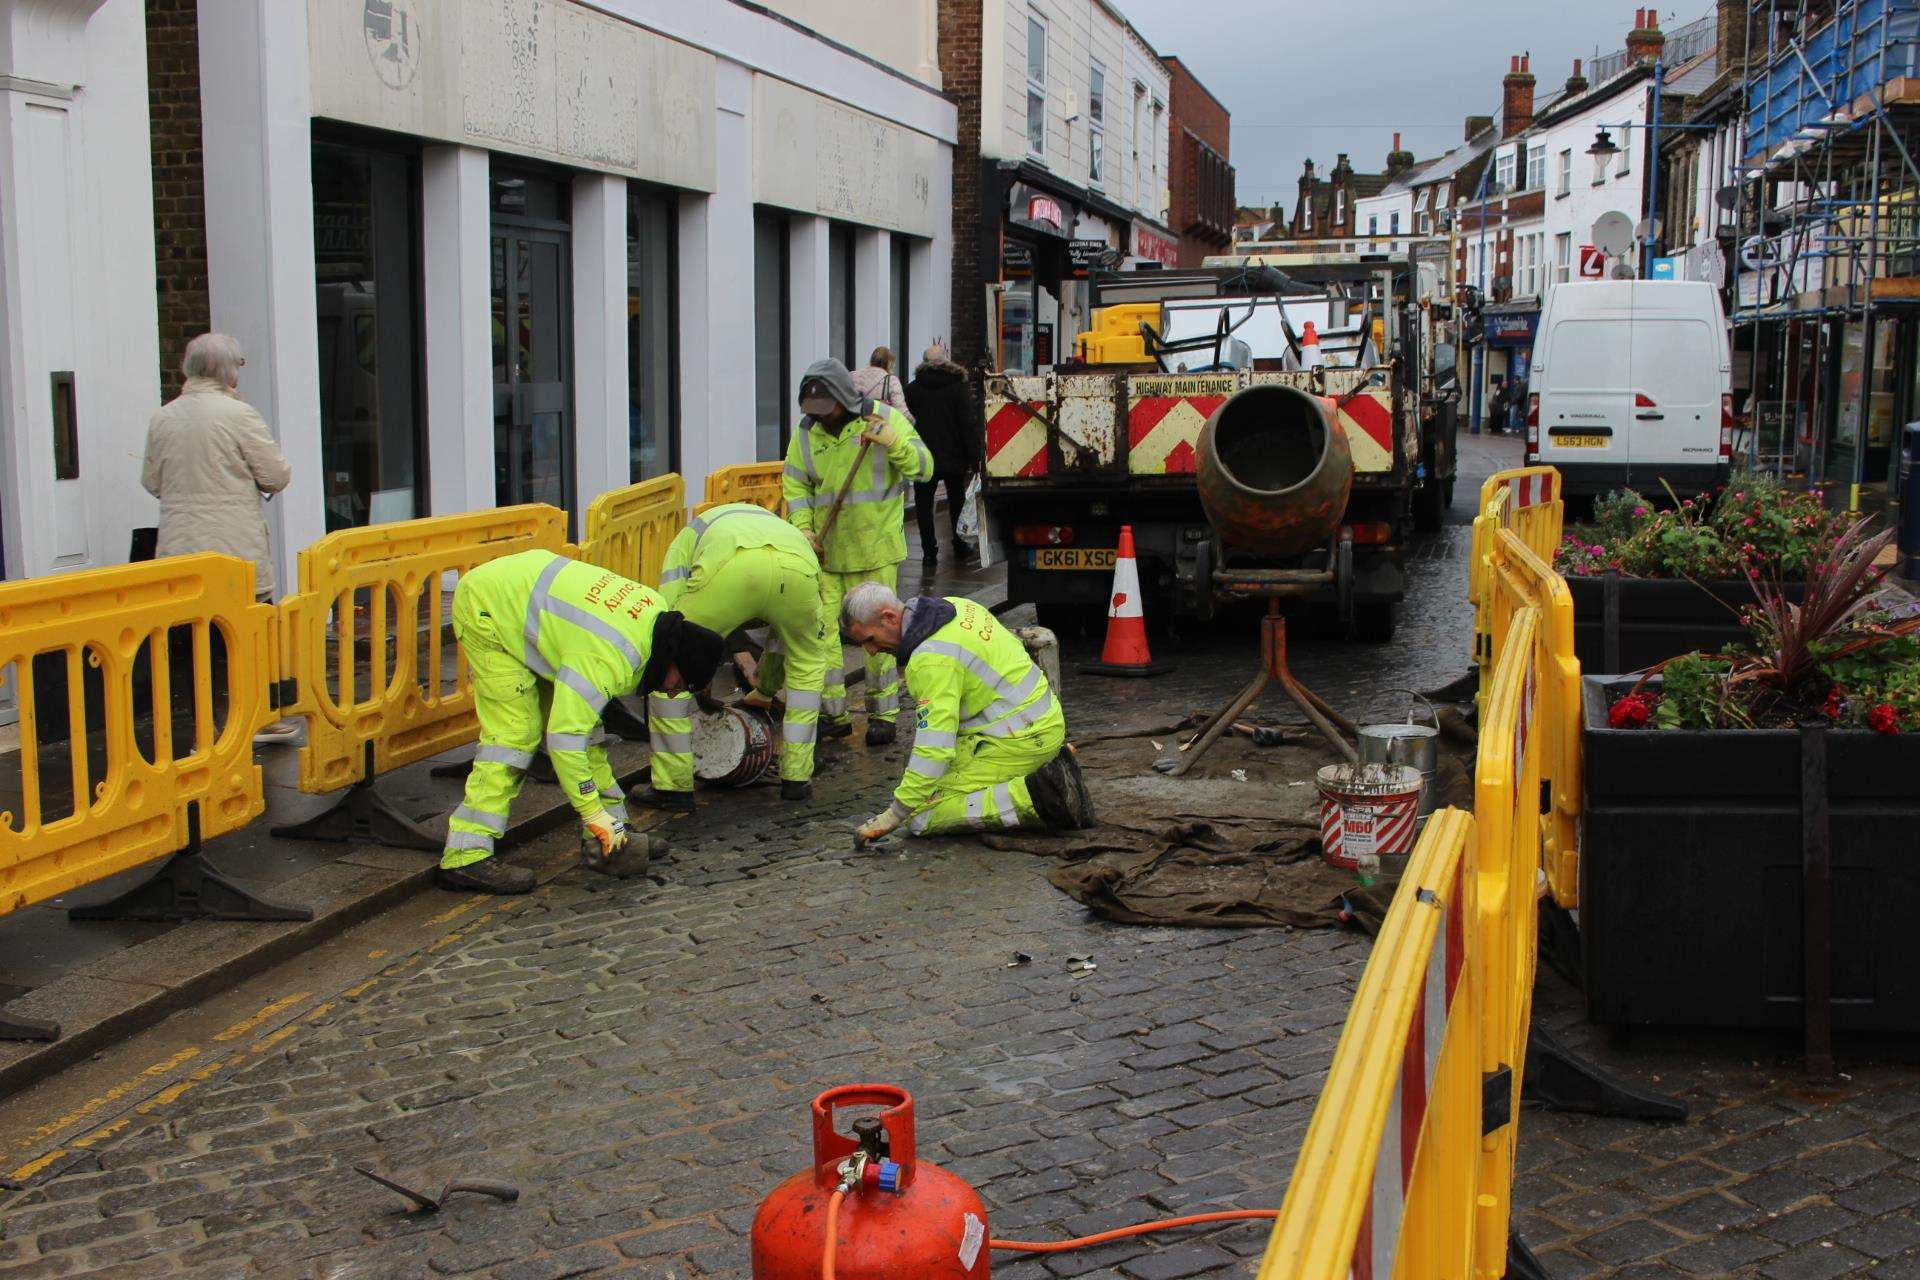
[{"left": 1194, "top": 383, "right": 1354, "bottom": 558}]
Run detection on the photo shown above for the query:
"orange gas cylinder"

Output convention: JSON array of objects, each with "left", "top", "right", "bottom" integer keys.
[{"left": 751, "top": 1085, "right": 991, "bottom": 1279}]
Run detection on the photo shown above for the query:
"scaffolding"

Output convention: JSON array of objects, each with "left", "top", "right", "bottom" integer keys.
[{"left": 1734, "top": 0, "right": 1920, "bottom": 507}]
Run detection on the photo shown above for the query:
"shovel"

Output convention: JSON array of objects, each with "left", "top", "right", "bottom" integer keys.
[{"left": 355, "top": 1166, "right": 520, "bottom": 1215}]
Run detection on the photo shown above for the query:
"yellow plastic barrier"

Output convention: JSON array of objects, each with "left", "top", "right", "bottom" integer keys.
[
  {"left": 1262, "top": 610, "right": 1543, "bottom": 1280},
  {"left": 580, "top": 474, "right": 687, "bottom": 586},
  {"left": 1469, "top": 468, "right": 1563, "bottom": 683},
  {"left": 696, "top": 462, "right": 785, "bottom": 518},
  {"left": 275, "top": 505, "right": 570, "bottom": 846},
  {"left": 0, "top": 555, "right": 274, "bottom": 916}
]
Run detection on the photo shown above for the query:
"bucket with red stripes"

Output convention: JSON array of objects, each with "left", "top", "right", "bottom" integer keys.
[{"left": 1316, "top": 763, "right": 1424, "bottom": 872}]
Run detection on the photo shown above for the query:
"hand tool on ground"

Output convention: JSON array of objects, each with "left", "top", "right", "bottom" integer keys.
[{"left": 354, "top": 1166, "right": 519, "bottom": 1214}]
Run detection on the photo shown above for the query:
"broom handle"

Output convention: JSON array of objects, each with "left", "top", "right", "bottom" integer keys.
[{"left": 817, "top": 438, "right": 875, "bottom": 546}]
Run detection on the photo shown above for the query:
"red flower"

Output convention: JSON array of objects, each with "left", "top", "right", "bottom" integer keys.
[
  {"left": 1868, "top": 704, "right": 1901, "bottom": 736},
  {"left": 1824, "top": 685, "right": 1845, "bottom": 719},
  {"left": 1608, "top": 693, "right": 1653, "bottom": 729}
]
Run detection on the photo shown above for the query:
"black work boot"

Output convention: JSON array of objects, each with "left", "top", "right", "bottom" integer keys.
[
  {"left": 436, "top": 858, "right": 535, "bottom": 895},
  {"left": 628, "top": 786, "right": 695, "bottom": 814},
  {"left": 820, "top": 719, "right": 854, "bottom": 740},
  {"left": 780, "top": 778, "right": 813, "bottom": 802},
  {"left": 1057, "top": 746, "right": 1097, "bottom": 828},
  {"left": 1025, "top": 753, "right": 1096, "bottom": 831},
  {"left": 865, "top": 719, "right": 897, "bottom": 747}
]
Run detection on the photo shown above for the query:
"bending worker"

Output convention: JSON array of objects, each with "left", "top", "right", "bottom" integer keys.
[
  {"left": 782, "top": 358, "right": 933, "bottom": 746},
  {"left": 839, "top": 583, "right": 1095, "bottom": 840},
  {"left": 631, "top": 501, "right": 834, "bottom": 810},
  {"left": 441, "top": 549, "right": 726, "bottom": 895}
]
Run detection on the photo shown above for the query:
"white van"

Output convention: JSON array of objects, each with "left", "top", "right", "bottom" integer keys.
[{"left": 1526, "top": 280, "right": 1731, "bottom": 497}]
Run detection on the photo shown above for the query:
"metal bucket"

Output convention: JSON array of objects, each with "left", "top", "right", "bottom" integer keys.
[
  {"left": 1317, "top": 762, "right": 1424, "bottom": 873},
  {"left": 1357, "top": 690, "right": 1440, "bottom": 819},
  {"left": 692, "top": 705, "right": 777, "bottom": 786}
]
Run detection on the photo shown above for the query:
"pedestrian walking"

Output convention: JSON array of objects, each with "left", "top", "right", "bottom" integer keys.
[
  {"left": 632, "top": 502, "right": 835, "bottom": 810},
  {"left": 850, "top": 346, "right": 912, "bottom": 422},
  {"left": 141, "top": 333, "right": 299, "bottom": 743},
  {"left": 781, "top": 358, "right": 934, "bottom": 747},
  {"left": 904, "top": 342, "right": 982, "bottom": 568},
  {"left": 840, "top": 584, "right": 1094, "bottom": 840},
  {"left": 1487, "top": 375, "right": 1510, "bottom": 436},
  {"left": 439, "top": 549, "right": 726, "bottom": 894},
  {"left": 1508, "top": 371, "right": 1529, "bottom": 435}
]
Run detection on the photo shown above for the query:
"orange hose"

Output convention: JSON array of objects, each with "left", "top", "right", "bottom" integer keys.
[
  {"left": 822, "top": 1188, "right": 847, "bottom": 1280},
  {"left": 989, "top": 1208, "right": 1280, "bottom": 1254}
]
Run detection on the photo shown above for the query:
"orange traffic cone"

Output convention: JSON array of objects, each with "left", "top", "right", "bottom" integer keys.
[
  {"left": 1081, "top": 525, "right": 1172, "bottom": 677},
  {"left": 1298, "top": 321, "right": 1324, "bottom": 369}
]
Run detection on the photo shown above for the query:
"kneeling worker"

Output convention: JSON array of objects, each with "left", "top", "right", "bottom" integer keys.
[
  {"left": 632, "top": 502, "right": 835, "bottom": 809},
  {"left": 839, "top": 583, "right": 1094, "bottom": 841},
  {"left": 441, "top": 549, "right": 726, "bottom": 894}
]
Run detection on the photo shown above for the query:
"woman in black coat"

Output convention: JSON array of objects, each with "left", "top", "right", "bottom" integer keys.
[{"left": 904, "top": 344, "right": 983, "bottom": 565}]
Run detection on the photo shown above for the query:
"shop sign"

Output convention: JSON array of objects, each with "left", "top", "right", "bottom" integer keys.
[
  {"left": 1010, "top": 183, "right": 1069, "bottom": 235},
  {"left": 1483, "top": 310, "right": 1538, "bottom": 346},
  {"left": 1133, "top": 224, "right": 1179, "bottom": 266},
  {"left": 1649, "top": 256, "right": 1680, "bottom": 281},
  {"left": 1003, "top": 240, "right": 1034, "bottom": 278},
  {"left": 1068, "top": 238, "right": 1118, "bottom": 277}
]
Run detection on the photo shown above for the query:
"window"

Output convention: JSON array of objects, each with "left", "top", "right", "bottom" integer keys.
[
  {"left": 1516, "top": 234, "right": 1535, "bottom": 296},
  {"left": 1555, "top": 232, "right": 1572, "bottom": 284},
  {"left": 1557, "top": 149, "right": 1572, "bottom": 196},
  {"left": 1525, "top": 145, "right": 1544, "bottom": 191},
  {"left": 1026, "top": 16, "right": 1047, "bottom": 156},
  {"left": 1369, "top": 215, "right": 1378, "bottom": 236},
  {"left": 626, "top": 185, "right": 678, "bottom": 480},
  {"left": 1495, "top": 150, "right": 1515, "bottom": 193},
  {"left": 828, "top": 223, "right": 856, "bottom": 367},
  {"left": 1390, "top": 211, "right": 1400, "bottom": 235},
  {"left": 1418, "top": 212, "right": 1430, "bottom": 234},
  {"left": 1090, "top": 130, "right": 1104, "bottom": 186},
  {"left": 311, "top": 138, "right": 423, "bottom": 531},
  {"left": 1088, "top": 63, "right": 1105, "bottom": 186},
  {"left": 890, "top": 234, "right": 912, "bottom": 358},
  {"left": 753, "top": 209, "right": 790, "bottom": 461},
  {"left": 1617, "top": 135, "right": 1631, "bottom": 177}
]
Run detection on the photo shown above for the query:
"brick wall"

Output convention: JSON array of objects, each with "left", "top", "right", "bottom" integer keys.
[
  {"left": 938, "top": 0, "right": 987, "bottom": 366},
  {"left": 147, "top": 0, "right": 210, "bottom": 402},
  {"left": 1165, "top": 57, "right": 1232, "bottom": 267}
]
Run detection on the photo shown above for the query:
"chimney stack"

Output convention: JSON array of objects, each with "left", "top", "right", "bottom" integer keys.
[
  {"left": 1717, "top": 0, "right": 1749, "bottom": 76},
  {"left": 1465, "top": 114, "right": 1494, "bottom": 141},
  {"left": 1502, "top": 52, "right": 1536, "bottom": 139},
  {"left": 1627, "top": 8, "right": 1666, "bottom": 64},
  {"left": 1565, "top": 58, "right": 1589, "bottom": 96},
  {"left": 1386, "top": 130, "right": 1416, "bottom": 175}
]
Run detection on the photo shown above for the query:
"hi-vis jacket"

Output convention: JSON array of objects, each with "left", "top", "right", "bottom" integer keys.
[
  {"left": 886, "top": 596, "right": 1062, "bottom": 821},
  {"left": 655, "top": 502, "right": 815, "bottom": 606},
  {"left": 781, "top": 404, "right": 933, "bottom": 573},
  {"left": 463, "top": 550, "right": 665, "bottom": 819}
]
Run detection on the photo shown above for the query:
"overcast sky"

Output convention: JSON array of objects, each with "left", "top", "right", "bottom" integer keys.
[{"left": 1123, "top": 0, "right": 1717, "bottom": 212}]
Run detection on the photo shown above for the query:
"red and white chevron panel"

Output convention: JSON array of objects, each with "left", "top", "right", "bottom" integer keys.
[
  {"left": 1348, "top": 857, "right": 1467, "bottom": 1280},
  {"left": 985, "top": 399, "right": 1048, "bottom": 477},
  {"left": 1512, "top": 658, "right": 1538, "bottom": 799},
  {"left": 1501, "top": 471, "right": 1555, "bottom": 508}
]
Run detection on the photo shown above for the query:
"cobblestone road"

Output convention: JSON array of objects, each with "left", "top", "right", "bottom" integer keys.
[{"left": 0, "top": 492, "right": 1487, "bottom": 1280}]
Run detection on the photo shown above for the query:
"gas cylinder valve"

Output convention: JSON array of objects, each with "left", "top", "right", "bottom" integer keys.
[{"left": 869, "top": 1160, "right": 903, "bottom": 1194}]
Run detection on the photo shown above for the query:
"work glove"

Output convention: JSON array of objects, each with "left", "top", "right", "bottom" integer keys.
[
  {"left": 582, "top": 809, "right": 629, "bottom": 863},
  {"left": 806, "top": 530, "right": 825, "bottom": 556},
  {"left": 860, "top": 417, "right": 901, "bottom": 448},
  {"left": 855, "top": 807, "right": 904, "bottom": 844}
]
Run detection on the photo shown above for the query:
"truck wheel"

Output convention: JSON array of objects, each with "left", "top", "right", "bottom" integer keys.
[
  {"left": 1413, "top": 477, "right": 1445, "bottom": 533},
  {"left": 1353, "top": 602, "right": 1397, "bottom": 644},
  {"left": 1036, "top": 602, "right": 1102, "bottom": 639}
]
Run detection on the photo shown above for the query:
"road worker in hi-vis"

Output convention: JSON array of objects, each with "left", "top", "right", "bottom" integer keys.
[
  {"left": 440, "top": 549, "right": 726, "bottom": 894},
  {"left": 631, "top": 502, "right": 835, "bottom": 809},
  {"left": 838, "top": 582, "right": 1095, "bottom": 841},
  {"left": 780, "top": 358, "right": 933, "bottom": 747}
]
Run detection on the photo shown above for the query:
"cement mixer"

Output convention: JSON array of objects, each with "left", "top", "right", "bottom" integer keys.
[{"left": 1195, "top": 382, "right": 1353, "bottom": 559}]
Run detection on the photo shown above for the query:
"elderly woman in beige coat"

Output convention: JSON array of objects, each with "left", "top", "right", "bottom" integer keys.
[{"left": 141, "top": 333, "right": 292, "bottom": 598}]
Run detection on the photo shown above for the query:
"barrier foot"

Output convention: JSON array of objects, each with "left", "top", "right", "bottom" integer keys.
[
  {"left": 0, "top": 1005, "right": 59, "bottom": 1042},
  {"left": 1507, "top": 1227, "right": 1554, "bottom": 1280},
  {"left": 1524, "top": 1025, "right": 1688, "bottom": 1122},
  {"left": 1539, "top": 900, "right": 1583, "bottom": 986},
  {"left": 270, "top": 779, "right": 441, "bottom": 853},
  {"left": 69, "top": 850, "right": 312, "bottom": 924}
]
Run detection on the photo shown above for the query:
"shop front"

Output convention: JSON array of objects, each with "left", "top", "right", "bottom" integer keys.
[
  {"left": 1479, "top": 304, "right": 1539, "bottom": 431},
  {"left": 998, "top": 180, "right": 1073, "bottom": 372}
]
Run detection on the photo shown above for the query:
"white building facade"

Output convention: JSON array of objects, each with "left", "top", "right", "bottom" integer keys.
[{"left": 1, "top": 0, "right": 955, "bottom": 593}]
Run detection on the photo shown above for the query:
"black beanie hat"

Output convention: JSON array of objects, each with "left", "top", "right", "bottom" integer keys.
[{"left": 640, "top": 611, "right": 727, "bottom": 696}]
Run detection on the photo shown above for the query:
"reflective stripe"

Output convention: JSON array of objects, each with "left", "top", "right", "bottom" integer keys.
[
  {"left": 651, "top": 730, "right": 693, "bottom": 753},
  {"left": 887, "top": 799, "right": 912, "bottom": 823},
  {"left": 693, "top": 505, "right": 777, "bottom": 539},
  {"left": 783, "top": 718, "right": 818, "bottom": 744},
  {"left": 445, "top": 829, "right": 494, "bottom": 852},
  {"left": 989, "top": 783, "right": 1018, "bottom": 827},
  {"left": 660, "top": 566, "right": 691, "bottom": 583},
  {"left": 872, "top": 690, "right": 900, "bottom": 713},
  {"left": 915, "top": 640, "right": 1024, "bottom": 700},
  {"left": 598, "top": 789, "right": 626, "bottom": 806},
  {"left": 906, "top": 752, "right": 950, "bottom": 779},
  {"left": 787, "top": 493, "right": 822, "bottom": 511},
  {"left": 451, "top": 804, "right": 508, "bottom": 836},
  {"left": 521, "top": 555, "right": 566, "bottom": 677},
  {"left": 547, "top": 731, "right": 593, "bottom": 753},
  {"left": 648, "top": 693, "right": 690, "bottom": 717},
  {"left": 798, "top": 429, "right": 818, "bottom": 484},
  {"left": 912, "top": 440, "right": 934, "bottom": 476},
  {"left": 959, "top": 667, "right": 1045, "bottom": 731},
  {"left": 543, "top": 598, "right": 643, "bottom": 670},
  {"left": 783, "top": 463, "right": 810, "bottom": 484},
  {"left": 869, "top": 440, "right": 886, "bottom": 492},
  {"left": 971, "top": 690, "right": 1056, "bottom": 739},
  {"left": 475, "top": 744, "right": 536, "bottom": 770},
  {"left": 908, "top": 808, "right": 933, "bottom": 835},
  {"left": 763, "top": 633, "right": 786, "bottom": 657},
  {"left": 913, "top": 729, "right": 956, "bottom": 750},
  {"left": 785, "top": 689, "right": 822, "bottom": 712},
  {"left": 555, "top": 667, "right": 609, "bottom": 714},
  {"left": 964, "top": 791, "right": 986, "bottom": 827}
]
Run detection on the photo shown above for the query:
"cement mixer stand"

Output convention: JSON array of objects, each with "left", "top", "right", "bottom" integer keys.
[{"left": 1171, "top": 599, "right": 1357, "bottom": 777}]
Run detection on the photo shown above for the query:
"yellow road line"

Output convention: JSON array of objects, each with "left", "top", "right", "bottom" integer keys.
[
  {"left": 426, "top": 897, "right": 484, "bottom": 927},
  {"left": 71, "top": 1115, "right": 134, "bottom": 1149},
  {"left": 21, "top": 1047, "right": 199, "bottom": 1146},
  {"left": 212, "top": 992, "right": 311, "bottom": 1042},
  {"left": 250, "top": 1024, "right": 300, "bottom": 1055},
  {"left": 8, "top": 1149, "right": 66, "bottom": 1181}
]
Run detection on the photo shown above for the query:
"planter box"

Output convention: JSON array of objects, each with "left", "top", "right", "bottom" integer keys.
[
  {"left": 1567, "top": 574, "right": 1806, "bottom": 674},
  {"left": 1581, "top": 675, "right": 1920, "bottom": 1032}
]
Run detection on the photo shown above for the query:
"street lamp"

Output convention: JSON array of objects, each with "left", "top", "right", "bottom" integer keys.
[{"left": 1586, "top": 128, "right": 1620, "bottom": 161}]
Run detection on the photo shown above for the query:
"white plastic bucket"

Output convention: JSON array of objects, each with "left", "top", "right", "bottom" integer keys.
[{"left": 1317, "top": 762, "right": 1424, "bottom": 872}]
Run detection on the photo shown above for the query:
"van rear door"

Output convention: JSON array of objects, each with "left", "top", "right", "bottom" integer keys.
[
  {"left": 1537, "top": 318, "right": 1632, "bottom": 479},
  {"left": 1627, "top": 317, "right": 1723, "bottom": 482}
]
